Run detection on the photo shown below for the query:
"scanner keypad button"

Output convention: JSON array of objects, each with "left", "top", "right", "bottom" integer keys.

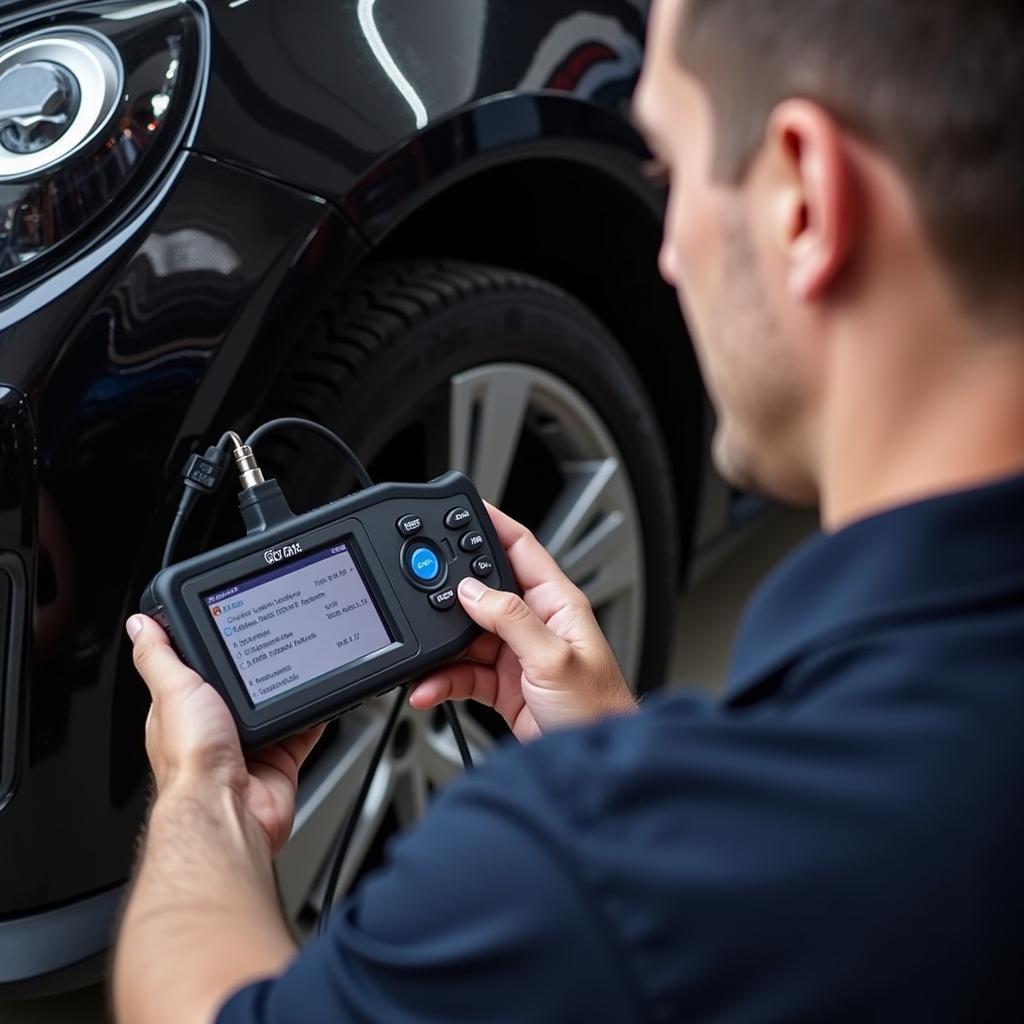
[
  {"left": 459, "top": 530, "right": 485, "bottom": 553},
  {"left": 396, "top": 514, "right": 423, "bottom": 537},
  {"left": 428, "top": 586, "right": 458, "bottom": 611},
  {"left": 471, "top": 555, "right": 494, "bottom": 578},
  {"left": 444, "top": 507, "right": 472, "bottom": 530}
]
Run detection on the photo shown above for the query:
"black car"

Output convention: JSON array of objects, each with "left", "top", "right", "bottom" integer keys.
[{"left": 0, "top": 0, "right": 722, "bottom": 995}]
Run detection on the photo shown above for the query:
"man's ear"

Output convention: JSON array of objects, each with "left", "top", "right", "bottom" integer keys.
[{"left": 764, "top": 99, "right": 858, "bottom": 302}]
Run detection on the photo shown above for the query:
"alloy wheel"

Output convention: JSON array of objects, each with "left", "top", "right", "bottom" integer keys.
[{"left": 277, "top": 362, "right": 646, "bottom": 928}]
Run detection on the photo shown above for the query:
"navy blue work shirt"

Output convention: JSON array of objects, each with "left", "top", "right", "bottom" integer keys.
[{"left": 218, "top": 472, "right": 1024, "bottom": 1023}]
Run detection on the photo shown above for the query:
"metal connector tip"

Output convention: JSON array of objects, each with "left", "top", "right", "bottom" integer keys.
[{"left": 232, "top": 442, "right": 265, "bottom": 489}]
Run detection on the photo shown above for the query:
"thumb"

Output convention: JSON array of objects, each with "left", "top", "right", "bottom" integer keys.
[
  {"left": 126, "top": 613, "right": 205, "bottom": 707},
  {"left": 457, "top": 578, "right": 571, "bottom": 681}
]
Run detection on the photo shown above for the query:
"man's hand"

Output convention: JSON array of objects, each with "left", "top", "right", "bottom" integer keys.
[
  {"left": 128, "top": 613, "right": 323, "bottom": 854},
  {"left": 409, "top": 503, "right": 637, "bottom": 741},
  {"left": 116, "top": 616, "right": 324, "bottom": 1024}
]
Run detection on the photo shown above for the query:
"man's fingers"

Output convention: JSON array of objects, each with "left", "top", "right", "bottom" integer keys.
[
  {"left": 457, "top": 579, "right": 573, "bottom": 681},
  {"left": 277, "top": 724, "right": 326, "bottom": 773},
  {"left": 464, "top": 630, "right": 502, "bottom": 666},
  {"left": 127, "top": 614, "right": 205, "bottom": 705},
  {"left": 409, "top": 662, "right": 499, "bottom": 710}
]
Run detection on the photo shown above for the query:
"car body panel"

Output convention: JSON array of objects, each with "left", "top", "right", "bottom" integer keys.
[
  {"left": 0, "top": 151, "right": 366, "bottom": 919},
  {"left": 192, "top": 0, "right": 647, "bottom": 203}
]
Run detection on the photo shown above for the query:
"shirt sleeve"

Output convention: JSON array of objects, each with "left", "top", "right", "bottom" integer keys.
[{"left": 215, "top": 745, "right": 642, "bottom": 1024}]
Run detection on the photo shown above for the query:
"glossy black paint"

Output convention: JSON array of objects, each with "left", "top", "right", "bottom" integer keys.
[
  {"left": 341, "top": 92, "right": 653, "bottom": 241},
  {"left": 0, "top": 0, "right": 689, "bottom": 994},
  {"left": 0, "top": 150, "right": 367, "bottom": 949},
  {"left": 0, "top": 386, "right": 34, "bottom": 810},
  {"left": 193, "top": 0, "right": 646, "bottom": 201}
]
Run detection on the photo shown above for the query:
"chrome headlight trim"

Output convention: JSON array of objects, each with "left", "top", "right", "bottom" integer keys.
[{"left": 0, "top": 28, "right": 124, "bottom": 181}]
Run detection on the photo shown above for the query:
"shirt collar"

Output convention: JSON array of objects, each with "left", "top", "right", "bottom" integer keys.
[{"left": 725, "top": 470, "right": 1024, "bottom": 701}]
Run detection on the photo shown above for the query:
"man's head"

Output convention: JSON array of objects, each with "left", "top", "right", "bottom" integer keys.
[{"left": 634, "top": 0, "right": 1024, "bottom": 505}]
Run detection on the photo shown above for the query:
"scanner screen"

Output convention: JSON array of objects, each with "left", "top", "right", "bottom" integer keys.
[{"left": 203, "top": 541, "right": 392, "bottom": 705}]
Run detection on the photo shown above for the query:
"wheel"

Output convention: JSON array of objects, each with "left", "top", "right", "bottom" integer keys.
[{"left": 260, "top": 260, "right": 684, "bottom": 929}]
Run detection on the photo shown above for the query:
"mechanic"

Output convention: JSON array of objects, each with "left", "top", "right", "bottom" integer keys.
[{"left": 114, "top": 1, "right": 1024, "bottom": 1021}]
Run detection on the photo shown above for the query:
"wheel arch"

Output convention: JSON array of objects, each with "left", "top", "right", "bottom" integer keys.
[
  {"left": 356, "top": 128, "right": 706, "bottom": 558},
  {"left": 210, "top": 93, "right": 709, "bottom": 563}
]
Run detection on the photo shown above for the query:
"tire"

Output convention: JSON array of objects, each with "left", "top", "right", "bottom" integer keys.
[{"left": 262, "top": 259, "right": 683, "bottom": 927}]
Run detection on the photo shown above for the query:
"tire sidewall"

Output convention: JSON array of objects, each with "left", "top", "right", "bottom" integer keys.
[{"left": 279, "top": 275, "right": 680, "bottom": 692}]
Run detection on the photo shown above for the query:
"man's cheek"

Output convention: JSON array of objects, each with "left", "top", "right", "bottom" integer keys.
[
  {"left": 658, "top": 232, "right": 678, "bottom": 287},
  {"left": 670, "top": 211, "right": 718, "bottom": 325},
  {"left": 658, "top": 189, "right": 688, "bottom": 286},
  {"left": 676, "top": 194, "right": 717, "bottom": 279}
]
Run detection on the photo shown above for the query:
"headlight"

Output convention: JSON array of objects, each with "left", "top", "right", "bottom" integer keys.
[{"left": 0, "top": 1, "right": 207, "bottom": 286}]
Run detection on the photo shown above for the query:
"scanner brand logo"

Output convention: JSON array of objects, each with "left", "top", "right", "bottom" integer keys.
[{"left": 264, "top": 542, "right": 303, "bottom": 565}]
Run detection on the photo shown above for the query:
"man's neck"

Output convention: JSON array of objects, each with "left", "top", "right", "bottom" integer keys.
[{"left": 819, "top": 310, "right": 1024, "bottom": 533}]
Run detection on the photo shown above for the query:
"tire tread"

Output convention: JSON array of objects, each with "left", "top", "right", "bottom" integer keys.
[{"left": 262, "top": 258, "right": 681, "bottom": 692}]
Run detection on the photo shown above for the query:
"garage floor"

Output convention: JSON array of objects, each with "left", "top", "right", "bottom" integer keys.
[{"left": 4, "top": 507, "right": 816, "bottom": 1023}]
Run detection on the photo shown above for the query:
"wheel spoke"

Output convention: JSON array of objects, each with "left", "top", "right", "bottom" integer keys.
[
  {"left": 579, "top": 546, "right": 637, "bottom": 608},
  {"left": 448, "top": 365, "right": 532, "bottom": 503},
  {"left": 301, "top": 761, "right": 399, "bottom": 915},
  {"left": 421, "top": 710, "right": 495, "bottom": 787},
  {"left": 392, "top": 760, "right": 429, "bottom": 829},
  {"left": 559, "top": 510, "right": 628, "bottom": 586},
  {"left": 535, "top": 455, "right": 641, "bottom": 619},
  {"left": 454, "top": 711, "right": 496, "bottom": 760},
  {"left": 537, "top": 458, "right": 621, "bottom": 560},
  {"left": 324, "top": 762, "right": 397, "bottom": 901},
  {"left": 276, "top": 707, "right": 390, "bottom": 920}
]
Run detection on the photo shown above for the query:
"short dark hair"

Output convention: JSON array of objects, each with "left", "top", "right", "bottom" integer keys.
[{"left": 677, "top": 0, "right": 1024, "bottom": 324}]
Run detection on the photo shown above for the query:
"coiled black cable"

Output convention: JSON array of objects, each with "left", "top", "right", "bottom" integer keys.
[
  {"left": 245, "top": 417, "right": 374, "bottom": 490},
  {"left": 316, "top": 684, "right": 409, "bottom": 939}
]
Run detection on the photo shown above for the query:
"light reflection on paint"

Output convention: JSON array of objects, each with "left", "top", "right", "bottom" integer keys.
[{"left": 357, "top": 0, "right": 428, "bottom": 130}]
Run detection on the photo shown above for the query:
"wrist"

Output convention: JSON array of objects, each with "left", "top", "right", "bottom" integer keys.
[
  {"left": 156, "top": 765, "right": 235, "bottom": 806},
  {"left": 611, "top": 686, "right": 640, "bottom": 715},
  {"left": 592, "top": 670, "right": 639, "bottom": 716},
  {"left": 151, "top": 747, "right": 248, "bottom": 801},
  {"left": 131, "top": 771, "right": 289, "bottom": 954},
  {"left": 150, "top": 771, "right": 274, "bottom": 866},
  {"left": 594, "top": 687, "right": 639, "bottom": 721}
]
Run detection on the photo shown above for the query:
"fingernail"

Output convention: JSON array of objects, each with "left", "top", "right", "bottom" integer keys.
[
  {"left": 459, "top": 577, "right": 487, "bottom": 603},
  {"left": 126, "top": 615, "right": 144, "bottom": 643}
]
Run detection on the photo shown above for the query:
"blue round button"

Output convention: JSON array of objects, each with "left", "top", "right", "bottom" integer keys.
[{"left": 408, "top": 545, "right": 441, "bottom": 582}]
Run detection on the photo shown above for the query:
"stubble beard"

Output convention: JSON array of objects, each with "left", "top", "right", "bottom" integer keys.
[{"left": 705, "top": 207, "right": 805, "bottom": 499}]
